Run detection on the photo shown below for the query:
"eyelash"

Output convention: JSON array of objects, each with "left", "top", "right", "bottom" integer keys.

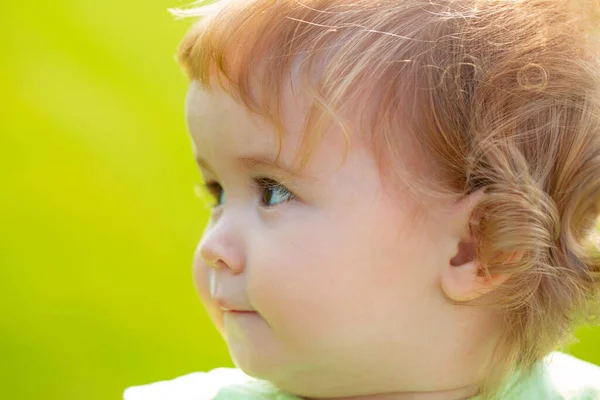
[
  {"left": 195, "top": 178, "right": 296, "bottom": 208},
  {"left": 194, "top": 182, "right": 224, "bottom": 209}
]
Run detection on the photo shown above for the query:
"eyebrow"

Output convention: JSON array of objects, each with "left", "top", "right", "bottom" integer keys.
[{"left": 195, "top": 155, "right": 304, "bottom": 178}]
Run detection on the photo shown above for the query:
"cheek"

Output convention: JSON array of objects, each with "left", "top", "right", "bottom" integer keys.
[
  {"left": 246, "top": 216, "right": 382, "bottom": 343},
  {"left": 247, "top": 206, "right": 438, "bottom": 348},
  {"left": 245, "top": 224, "right": 338, "bottom": 340},
  {"left": 192, "top": 244, "right": 224, "bottom": 332}
]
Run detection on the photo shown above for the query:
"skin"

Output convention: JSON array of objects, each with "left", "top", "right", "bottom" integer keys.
[{"left": 185, "top": 80, "right": 504, "bottom": 400}]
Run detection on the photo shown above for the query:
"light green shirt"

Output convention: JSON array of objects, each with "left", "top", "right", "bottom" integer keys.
[{"left": 123, "top": 352, "right": 600, "bottom": 399}]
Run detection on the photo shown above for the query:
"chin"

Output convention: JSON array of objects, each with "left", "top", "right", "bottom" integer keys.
[{"left": 226, "top": 329, "right": 289, "bottom": 380}]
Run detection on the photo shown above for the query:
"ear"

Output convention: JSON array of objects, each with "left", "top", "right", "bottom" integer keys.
[
  {"left": 441, "top": 258, "right": 511, "bottom": 302},
  {"left": 440, "top": 189, "right": 511, "bottom": 302}
]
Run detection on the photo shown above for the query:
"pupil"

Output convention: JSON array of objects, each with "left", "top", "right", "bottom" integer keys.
[{"left": 263, "top": 188, "right": 272, "bottom": 204}]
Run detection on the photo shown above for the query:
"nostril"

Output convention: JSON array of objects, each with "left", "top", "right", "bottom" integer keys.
[
  {"left": 199, "top": 243, "right": 226, "bottom": 270},
  {"left": 198, "top": 230, "right": 245, "bottom": 274}
]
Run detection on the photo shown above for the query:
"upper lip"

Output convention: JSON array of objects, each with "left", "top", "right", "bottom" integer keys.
[{"left": 215, "top": 298, "right": 255, "bottom": 312}]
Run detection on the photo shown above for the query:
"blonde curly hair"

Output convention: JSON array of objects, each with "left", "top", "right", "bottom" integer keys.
[{"left": 172, "top": 0, "right": 600, "bottom": 397}]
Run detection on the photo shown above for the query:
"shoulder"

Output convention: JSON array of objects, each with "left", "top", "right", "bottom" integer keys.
[
  {"left": 543, "top": 352, "right": 600, "bottom": 399},
  {"left": 123, "top": 368, "right": 299, "bottom": 400},
  {"left": 492, "top": 352, "right": 600, "bottom": 400}
]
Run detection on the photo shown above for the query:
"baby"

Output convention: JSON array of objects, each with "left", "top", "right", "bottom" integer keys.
[{"left": 124, "top": 0, "right": 600, "bottom": 398}]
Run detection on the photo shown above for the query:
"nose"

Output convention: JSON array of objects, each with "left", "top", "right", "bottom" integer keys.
[{"left": 198, "top": 216, "right": 245, "bottom": 274}]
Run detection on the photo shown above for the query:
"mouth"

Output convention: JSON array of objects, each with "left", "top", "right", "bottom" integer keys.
[
  {"left": 220, "top": 307, "right": 256, "bottom": 315},
  {"left": 215, "top": 298, "right": 256, "bottom": 314}
]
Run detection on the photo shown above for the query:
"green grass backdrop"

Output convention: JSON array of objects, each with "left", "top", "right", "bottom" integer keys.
[{"left": 1, "top": 1, "right": 599, "bottom": 400}]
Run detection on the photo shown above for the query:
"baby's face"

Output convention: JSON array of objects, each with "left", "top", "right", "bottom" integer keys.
[{"left": 186, "top": 81, "right": 460, "bottom": 396}]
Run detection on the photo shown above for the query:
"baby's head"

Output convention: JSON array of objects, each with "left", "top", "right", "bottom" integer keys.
[{"left": 174, "top": 0, "right": 600, "bottom": 398}]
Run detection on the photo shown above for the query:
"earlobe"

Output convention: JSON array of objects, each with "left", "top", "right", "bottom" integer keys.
[{"left": 441, "top": 257, "right": 511, "bottom": 302}]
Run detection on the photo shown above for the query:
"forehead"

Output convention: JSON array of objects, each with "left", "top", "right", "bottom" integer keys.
[
  {"left": 185, "top": 82, "right": 278, "bottom": 154},
  {"left": 184, "top": 81, "right": 350, "bottom": 175}
]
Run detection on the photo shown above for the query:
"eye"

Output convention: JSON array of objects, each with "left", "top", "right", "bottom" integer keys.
[
  {"left": 194, "top": 181, "right": 225, "bottom": 208},
  {"left": 254, "top": 178, "right": 296, "bottom": 207}
]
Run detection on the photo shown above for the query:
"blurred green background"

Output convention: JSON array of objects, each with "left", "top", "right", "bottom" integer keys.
[{"left": 0, "top": 1, "right": 599, "bottom": 400}]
